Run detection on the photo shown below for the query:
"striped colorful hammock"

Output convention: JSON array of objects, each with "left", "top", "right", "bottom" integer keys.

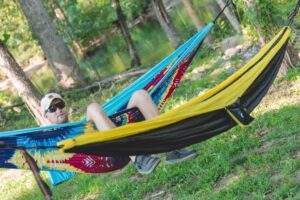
[
  {"left": 0, "top": 2, "right": 240, "bottom": 185},
  {"left": 0, "top": 23, "right": 214, "bottom": 175}
]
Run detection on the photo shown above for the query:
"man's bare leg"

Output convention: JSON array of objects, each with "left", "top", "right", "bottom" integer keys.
[
  {"left": 127, "top": 90, "right": 197, "bottom": 165},
  {"left": 86, "top": 102, "right": 158, "bottom": 174},
  {"left": 86, "top": 103, "right": 116, "bottom": 131},
  {"left": 86, "top": 90, "right": 159, "bottom": 132},
  {"left": 127, "top": 90, "right": 160, "bottom": 120},
  {"left": 86, "top": 103, "right": 137, "bottom": 163}
]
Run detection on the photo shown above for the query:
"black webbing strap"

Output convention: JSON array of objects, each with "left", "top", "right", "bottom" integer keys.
[
  {"left": 213, "top": 0, "right": 236, "bottom": 23},
  {"left": 288, "top": 0, "right": 300, "bottom": 26},
  {"left": 226, "top": 99, "right": 254, "bottom": 126}
]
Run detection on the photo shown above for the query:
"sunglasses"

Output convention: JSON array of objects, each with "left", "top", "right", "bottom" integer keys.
[{"left": 47, "top": 101, "right": 66, "bottom": 113}]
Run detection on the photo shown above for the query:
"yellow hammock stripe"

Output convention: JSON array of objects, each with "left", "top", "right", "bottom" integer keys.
[{"left": 59, "top": 27, "right": 291, "bottom": 151}]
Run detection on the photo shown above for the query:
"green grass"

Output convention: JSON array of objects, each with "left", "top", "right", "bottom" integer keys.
[
  {"left": 3, "top": 104, "right": 299, "bottom": 200},
  {"left": 1, "top": 59, "right": 299, "bottom": 199},
  {"left": 1, "top": 2, "right": 299, "bottom": 198}
]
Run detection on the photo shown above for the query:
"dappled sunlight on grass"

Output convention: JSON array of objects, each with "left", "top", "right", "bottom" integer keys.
[
  {"left": 253, "top": 78, "right": 300, "bottom": 115},
  {"left": 1, "top": 33, "right": 300, "bottom": 199},
  {"left": 0, "top": 169, "right": 35, "bottom": 200},
  {"left": 214, "top": 173, "right": 241, "bottom": 193},
  {"left": 2, "top": 73, "right": 300, "bottom": 199}
]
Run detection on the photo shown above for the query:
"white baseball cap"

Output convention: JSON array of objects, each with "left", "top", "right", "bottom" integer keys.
[{"left": 40, "top": 93, "right": 65, "bottom": 113}]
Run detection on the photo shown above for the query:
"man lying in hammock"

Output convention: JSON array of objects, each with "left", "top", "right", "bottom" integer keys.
[{"left": 41, "top": 91, "right": 197, "bottom": 174}]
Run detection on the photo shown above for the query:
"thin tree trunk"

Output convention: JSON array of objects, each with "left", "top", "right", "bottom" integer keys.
[
  {"left": 113, "top": 0, "right": 141, "bottom": 68},
  {"left": 206, "top": 1, "right": 222, "bottom": 17},
  {"left": 151, "top": 0, "right": 182, "bottom": 48},
  {"left": 49, "top": 0, "right": 101, "bottom": 80},
  {"left": 244, "top": 0, "right": 299, "bottom": 76},
  {"left": 18, "top": 0, "right": 86, "bottom": 88},
  {"left": 49, "top": 0, "right": 85, "bottom": 58},
  {"left": 281, "top": 43, "right": 300, "bottom": 71},
  {"left": 244, "top": 0, "right": 266, "bottom": 45},
  {"left": 216, "top": 0, "right": 242, "bottom": 34},
  {"left": 181, "top": 0, "right": 213, "bottom": 44},
  {"left": 0, "top": 41, "right": 49, "bottom": 126}
]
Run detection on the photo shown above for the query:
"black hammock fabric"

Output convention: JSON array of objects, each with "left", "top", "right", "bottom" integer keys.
[{"left": 62, "top": 28, "right": 289, "bottom": 156}]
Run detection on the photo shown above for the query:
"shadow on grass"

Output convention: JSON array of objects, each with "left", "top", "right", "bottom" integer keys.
[{"left": 14, "top": 104, "right": 300, "bottom": 200}]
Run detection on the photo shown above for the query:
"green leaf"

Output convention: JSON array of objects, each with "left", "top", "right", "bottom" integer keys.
[{"left": 2, "top": 32, "right": 10, "bottom": 45}]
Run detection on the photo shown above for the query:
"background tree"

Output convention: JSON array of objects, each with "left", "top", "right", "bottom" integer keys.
[
  {"left": 113, "top": 0, "right": 141, "bottom": 68},
  {"left": 181, "top": 0, "right": 213, "bottom": 44},
  {"left": 206, "top": 1, "right": 222, "bottom": 17},
  {"left": 216, "top": 0, "right": 242, "bottom": 34},
  {"left": 244, "top": 0, "right": 267, "bottom": 45},
  {"left": 0, "top": 41, "right": 49, "bottom": 126},
  {"left": 18, "top": 0, "right": 86, "bottom": 88},
  {"left": 48, "top": 0, "right": 84, "bottom": 57},
  {"left": 151, "top": 0, "right": 182, "bottom": 48},
  {"left": 243, "top": 0, "right": 299, "bottom": 75}
]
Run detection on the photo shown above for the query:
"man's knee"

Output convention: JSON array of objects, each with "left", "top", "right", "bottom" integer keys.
[
  {"left": 87, "top": 103, "right": 105, "bottom": 117},
  {"left": 131, "top": 90, "right": 152, "bottom": 104}
]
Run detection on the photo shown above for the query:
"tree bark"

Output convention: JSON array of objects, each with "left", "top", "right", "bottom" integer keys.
[
  {"left": 0, "top": 41, "right": 49, "bottom": 126},
  {"left": 113, "top": 0, "right": 141, "bottom": 68},
  {"left": 216, "top": 0, "right": 242, "bottom": 34},
  {"left": 244, "top": 0, "right": 266, "bottom": 45},
  {"left": 206, "top": 1, "right": 222, "bottom": 17},
  {"left": 151, "top": 0, "right": 182, "bottom": 48},
  {"left": 18, "top": 0, "right": 86, "bottom": 88},
  {"left": 244, "top": 0, "right": 299, "bottom": 76},
  {"left": 49, "top": 0, "right": 85, "bottom": 58},
  {"left": 181, "top": 0, "right": 213, "bottom": 44}
]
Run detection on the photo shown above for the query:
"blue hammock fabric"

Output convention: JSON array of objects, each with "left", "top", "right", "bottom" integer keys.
[
  {"left": 0, "top": 23, "right": 214, "bottom": 184},
  {"left": 48, "top": 171, "right": 76, "bottom": 186},
  {"left": 0, "top": 23, "right": 213, "bottom": 141}
]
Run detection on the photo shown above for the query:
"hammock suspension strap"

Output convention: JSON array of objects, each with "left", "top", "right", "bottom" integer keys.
[
  {"left": 288, "top": 0, "right": 300, "bottom": 26},
  {"left": 226, "top": 99, "right": 254, "bottom": 127},
  {"left": 213, "top": 0, "right": 236, "bottom": 23}
]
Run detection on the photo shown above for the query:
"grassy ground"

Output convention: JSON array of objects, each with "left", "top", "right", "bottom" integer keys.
[{"left": 0, "top": 53, "right": 300, "bottom": 200}]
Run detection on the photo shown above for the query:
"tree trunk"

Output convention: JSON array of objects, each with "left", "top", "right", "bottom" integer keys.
[
  {"left": 18, "top": 0, "right": 86, "bottom": 88},
  {"left": 244, "top": 0, "right": 266, "bottom": 45},
  {"left": 49, "top": 0, "right": 85, "bottom": 58},
  {"left": 281, "top": 43, "right": 300, "bottom": 73},
  {"left": 181, "top": 0, "right": 213, "bottom": 44},
  {"left": 206, "top": 1, "right": 222, "bottom": 17},
  {"left": 113, "top": 0, "right": 141, "bottom": 68},
  {"left": 216, "top": 0, "right": 242, "bottom": 34},
  {"left": 244, "top": 0, "right": 299, "bottom": 76},
  {"left": 151, "top": 0, "right": 182, "bottom": 48},
  {"left": 0, "top": 41, "right": 49, "bottom": 126},
  {"left": 49, "top": 0, "right": 101, "bottom": 80}
]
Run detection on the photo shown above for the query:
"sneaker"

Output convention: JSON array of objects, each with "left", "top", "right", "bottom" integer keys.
[
  {"left": 134, "top": 155, "right": 161, "bottom": 174},
  {"left": 166, "top": 148, "right": 197, "bottom": 164}
]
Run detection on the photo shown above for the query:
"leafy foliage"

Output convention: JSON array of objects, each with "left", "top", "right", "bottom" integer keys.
[
  {"left": 1, "top": 52, "right": 299, "bottom": 200},
  {"left": 0, "top": 0, "right": 43, "bottom": 65},
  {"left": 46, "top": 0, "right": 150, "bottom": 46},
  {"left": 0, "top": 0, "right": 299, "bottom": 198},
  {"left": 235, "top": 0, "right": 300, "bottom": 40}
]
